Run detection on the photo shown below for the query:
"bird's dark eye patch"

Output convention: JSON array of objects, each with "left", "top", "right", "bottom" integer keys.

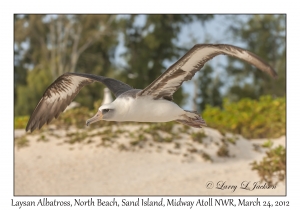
[{"left": 102, "top": 109, "right": 110, "bottom": 114}]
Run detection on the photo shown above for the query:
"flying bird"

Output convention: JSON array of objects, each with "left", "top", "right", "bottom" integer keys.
[{"left": 26, "top": 44, "right": 277, "bottom": 132}]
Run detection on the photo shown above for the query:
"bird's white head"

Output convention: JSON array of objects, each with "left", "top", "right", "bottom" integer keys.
[{"left": 86, "top": 103, "right": 116, "bottom": 126}]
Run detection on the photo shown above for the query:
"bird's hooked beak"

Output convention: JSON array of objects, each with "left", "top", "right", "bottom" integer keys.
[{"left": 86, "top": 110, "right": 103, "bottom": 126}]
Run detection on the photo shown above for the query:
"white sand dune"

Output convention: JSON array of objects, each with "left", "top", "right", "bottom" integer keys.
[{"left": 14, "top": 125, "right": 285, "bottom": 195}]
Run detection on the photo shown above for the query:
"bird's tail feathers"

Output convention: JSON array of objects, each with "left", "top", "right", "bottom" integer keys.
[{"left": 176, "top": 110, "right": 207, "bottom": 128}]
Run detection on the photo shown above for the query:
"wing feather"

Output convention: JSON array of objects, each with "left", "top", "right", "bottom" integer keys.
[
  {"left": 138, "top": 44, "right": 277, "bottom": 99},
  {"left": 26, "top": 73, "right": 132, "bottom": 132}
]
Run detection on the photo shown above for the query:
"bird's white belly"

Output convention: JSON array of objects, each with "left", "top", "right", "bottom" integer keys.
[{"left": 114, "top": 97, "right": 184, "bottom": 122}]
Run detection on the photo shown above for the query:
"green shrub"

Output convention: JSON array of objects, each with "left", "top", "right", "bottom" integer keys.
[
  {"left": 202, "top": 96, "right": 286, "bottom": 138},
  {"left": 65, "top": 131, "right": 88, "bottom": 144},
  {"left": 14, "top": 116, "right": 29, "bottom": 129},
  {"left": 15, "top": 136, "right": 29, "bottom": 148},
  {"left": 191, "top": 131, "right": 206, "bottom": 144},
  {"left": 251, "top": 145, "right": 286, "bottom": 185},
  {"left": 217, "top": 143, "right": 230, "bottom": 157},
  {"left": 142, "top": 122, "right": 179, "bottom": 143},
  {"left": 145, "top": 122, "right": 175, "bottom": 133}
]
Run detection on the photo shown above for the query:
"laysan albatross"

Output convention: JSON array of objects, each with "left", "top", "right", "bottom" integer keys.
[{"left": 26, "top": 44, "right": 277, "bottom": 132}]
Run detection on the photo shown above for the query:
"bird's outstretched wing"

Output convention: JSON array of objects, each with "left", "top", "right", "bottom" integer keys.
[
  {"left": 26, "top": 72, "right": 132, "bottom": 132},
  {"left": 137, "top": 44, "right": 277, "bottom": 100}
]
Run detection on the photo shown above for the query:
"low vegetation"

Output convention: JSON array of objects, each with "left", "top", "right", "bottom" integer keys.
[
  {"left": 251, "top": 144, "right": 286, "bottom": 185},
  {"left": 14, "top": 116, "right": 29, "bottom": 129},
  {"left": 217, "top": 143, "right": 230, "bottom": 157},
  {"left": 15, "top": 136, "right": 29, "bottom": 149},
  {"left": 191, "top": 131, "right": 206, "bottom": 144},
  {"left": 202, "top": 95, "right": 286, "bottom": 139}
]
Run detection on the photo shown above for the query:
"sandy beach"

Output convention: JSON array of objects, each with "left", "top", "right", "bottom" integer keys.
[{"left": 14, "top": 125, "right": 285, "bottom": 196}]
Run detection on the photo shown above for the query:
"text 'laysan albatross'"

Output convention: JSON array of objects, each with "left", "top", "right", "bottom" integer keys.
[{"left": 26, "top": 44, "right": 277, "bottom": 132}]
